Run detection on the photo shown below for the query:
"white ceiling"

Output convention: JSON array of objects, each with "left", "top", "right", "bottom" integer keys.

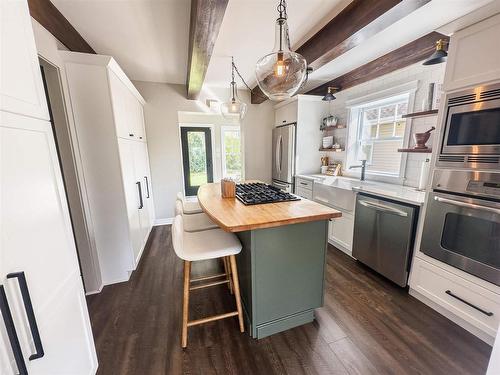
[
  {"left": 50, "top": 0, "right": 499, "bottom": 93},
  {"left": 51, "top": 0, "right": 191, "bottom": 84},
  {"left": 203, "top": 0, "right": 351, "bottom": 88}
]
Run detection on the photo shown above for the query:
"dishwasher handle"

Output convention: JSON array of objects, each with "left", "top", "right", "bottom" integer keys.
[{"left": 358, "top": 199, "right": 408, "bottom": 217}]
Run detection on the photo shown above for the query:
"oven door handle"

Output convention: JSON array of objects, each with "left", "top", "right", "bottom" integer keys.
[{"left": 434, "top": 196, "right": 500, "bottom": 215}]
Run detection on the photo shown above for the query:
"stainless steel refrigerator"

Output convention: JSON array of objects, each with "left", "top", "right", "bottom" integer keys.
[{"left": 272, "top": 123, "right": 296, "bottom": 192}]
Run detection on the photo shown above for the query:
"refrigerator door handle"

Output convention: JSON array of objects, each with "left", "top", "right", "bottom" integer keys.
[
  {"left": 279, "top": 135, "right": 283, "bottom": 174},
  {"left": 275, "top": 135, "right": 282, "bottom": 175}
]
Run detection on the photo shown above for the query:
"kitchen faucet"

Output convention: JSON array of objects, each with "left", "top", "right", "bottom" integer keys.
[{"left": 350, "top": 160, "right": 367, "bottom": 181}]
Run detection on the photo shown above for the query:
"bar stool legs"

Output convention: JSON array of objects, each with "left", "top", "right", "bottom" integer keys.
[
  {"left": 223, "top": 257, "right": 234, "bottom": 294},
  {"left": 229, "top": 255, "right": 244, "bottom": 333},
  {"left": 181, "top": 256, "right": 245, "bottom": 348},
  {"left": 182, "top": 261, "right": 191, "bottom": 348}
]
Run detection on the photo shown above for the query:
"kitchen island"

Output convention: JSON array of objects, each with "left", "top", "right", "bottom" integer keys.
[{"left": 198, "top": 182, "right": 341, "bottom": 338}]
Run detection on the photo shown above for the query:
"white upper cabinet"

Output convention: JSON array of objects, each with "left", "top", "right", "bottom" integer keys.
[
  {"left": 108, "top": 67, "right": 146, "bottom": 141},
  {"left": 275, "top": 100, "right": 298, "bottom": 126},
  {"left": 0, "top": 0, "right": 49, "bottom": 120},
  {"left": 444, "top": 13, "right": 500, "bottom": 92}
]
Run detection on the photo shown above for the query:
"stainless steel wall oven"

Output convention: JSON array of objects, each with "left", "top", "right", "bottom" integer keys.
[{"left": 420, "top": 170, "right": 500, "bottom": 286}]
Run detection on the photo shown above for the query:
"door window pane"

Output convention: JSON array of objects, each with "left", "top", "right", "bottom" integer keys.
[
  {"left": 441, "top": 213, "right": 500, "bottom": 268},
  {"left": 222, "top": 128, "right": 242, "bottom": 180},
  {"left": 180, "top": 127, "right": 213, "bottom": 196},
  {"left": 187, "top": 131, "right": 208, "bottom": 186}
]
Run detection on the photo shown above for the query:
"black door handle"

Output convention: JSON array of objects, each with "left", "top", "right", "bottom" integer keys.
[
  {"left": 0, "top": 285, "right": 28, "bottom": 375},
  {"left": 7, "top": 272, "right": 45, "bottom": 360},
  {"left": 136, "top": 181, "right": 144, "bottom": 209},
  {"left": 144, "top": 176, "right": 150, "bottom": 198}
]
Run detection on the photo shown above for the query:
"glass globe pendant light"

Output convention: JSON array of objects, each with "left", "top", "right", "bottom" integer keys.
[
  {"left": 221, "top": 57, "right": 247, "bottom": 120},
  {"left": 255, "top": 0, "right": 307, "bottom": 101}
]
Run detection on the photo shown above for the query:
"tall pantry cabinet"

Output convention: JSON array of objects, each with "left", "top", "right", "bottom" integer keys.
[
  {"left": 60, "top": 52, "right": 155, "bottom": 287},
  {"left": 0, "top": 0, "right": 97, "bottom": 374}
]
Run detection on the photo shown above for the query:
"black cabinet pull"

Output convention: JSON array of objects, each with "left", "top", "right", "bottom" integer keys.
[
  {"left": 0, "top": 285, "right": 28, "bottom": 375},
  {"left": 144, "top": 176, "right": 150, "bottom": 198},
  {"left": 7, "top": 272, "right": 44, "bottom": 360},
  {"left": 445, "top": 290, "right": 494, "bottom": 317},
  {"left": 129, "top": 133, "right": 134, "bottom": 137},
  {"left": 136, "top": 181, "right": 144, "bottom": 209}
]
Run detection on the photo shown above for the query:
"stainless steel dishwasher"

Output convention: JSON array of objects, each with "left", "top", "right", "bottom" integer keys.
[{"left": 352, "top": 193, "right": 418, "bottom": 287}]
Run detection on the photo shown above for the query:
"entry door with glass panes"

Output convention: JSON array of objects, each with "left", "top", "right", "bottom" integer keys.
[{"left": 180, "top": 127, "right": 214, "bottom": 196}]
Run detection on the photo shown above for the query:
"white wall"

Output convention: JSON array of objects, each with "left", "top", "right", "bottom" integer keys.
[
  {"left": 133, "top": 81, "right": 274, "bottom": 223},
  {"left": 324, "top": 62, "right": 446, "bottom": 187}
]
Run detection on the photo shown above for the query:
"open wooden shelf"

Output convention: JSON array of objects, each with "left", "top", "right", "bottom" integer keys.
[
  {"left": 402, "top": 109, "right": 438, "bottom": 119},
  {"left": 397, "top": 148, "right": 432, "bottom": 153},
  {"left": 322, "top": 125, "right": 346, "bottom": 131},
  {"left": 319, "top": 148, "right": 345, "bottom": 152}
]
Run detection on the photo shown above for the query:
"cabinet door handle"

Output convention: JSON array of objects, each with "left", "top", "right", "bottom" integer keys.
[
  {"left": 144, "top": 176, "right": 150, "bottom": 198},
  {"left": 136, "top": 181, "right": 144, "bottom": 209},
  {"left": 445, "top": 290, "right": 493, "bottom": 317},
  {"left": 300, "top": 182, "right": 308, "bottom": 186},
  {"left": 7, "top": 272, "right": 44, "bottom": 360},
  {"left": 129, "top": 133, "right": 134, "bottom": 137},
  {"left": 0, "top": 285, "right": 28, "bottom": 375}
]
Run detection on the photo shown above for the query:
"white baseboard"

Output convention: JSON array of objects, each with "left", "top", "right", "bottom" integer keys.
[
  {"left": 154, "top": 217, "right": 174, "bottom": 226},
  {"left": 85, "top": 286, "right": 103, "bottom": 296},
  {"left": 328, "top": 238, "right": 353, "bottom": 258}
]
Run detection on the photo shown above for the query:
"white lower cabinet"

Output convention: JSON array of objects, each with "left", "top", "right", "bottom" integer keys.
[
  {"left": 119, "top": 139, "right": 154, "bottom": 266},
  {"left": 1, "top": 113, "right": 97, "bottom": 374},
  {"left": 295, "top": 186, "right": 313, "bottom": 200},
  {"left": 411, "top": 257, "right": 500, "bottom": 340},
  {"left": 328, "top": 212, "right": 354, "bottom": 254}
]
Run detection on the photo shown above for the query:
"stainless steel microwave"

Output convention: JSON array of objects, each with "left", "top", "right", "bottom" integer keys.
[{"left": 437, "top": 82, "right": 500, "bottom": 169}]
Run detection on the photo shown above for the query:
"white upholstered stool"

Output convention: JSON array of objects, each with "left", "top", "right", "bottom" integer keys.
[
  {"left": 171, "top": 215, "right": 244, "bottom": 348},
  {"left": 176, "top": 192, "right": 202, "bottom": 215},
  {"left": 174, "top": 200, "right": 218, "bottom": 232}
]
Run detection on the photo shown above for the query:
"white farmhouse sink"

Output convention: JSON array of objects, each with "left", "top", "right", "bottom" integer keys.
[{"left": 313, "top": 179, "right": 356, "bottom": 212}]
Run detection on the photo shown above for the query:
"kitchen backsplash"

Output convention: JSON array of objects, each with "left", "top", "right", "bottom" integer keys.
[{"left": 326, "top": 61, "right": 446, "bottom": 188}]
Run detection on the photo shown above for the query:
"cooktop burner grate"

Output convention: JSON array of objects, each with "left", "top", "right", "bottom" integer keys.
[{"left": 235, "top": 183, "right": 300, "bottom": 205}]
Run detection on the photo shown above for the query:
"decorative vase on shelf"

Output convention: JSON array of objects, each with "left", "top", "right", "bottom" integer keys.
[{"left": 327, "top": 116, "right": 338, "bottom": 126}]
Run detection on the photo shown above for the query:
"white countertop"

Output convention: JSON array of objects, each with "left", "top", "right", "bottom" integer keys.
[{"left": 295, "top": 174, "right": 425, "bottom": 206}]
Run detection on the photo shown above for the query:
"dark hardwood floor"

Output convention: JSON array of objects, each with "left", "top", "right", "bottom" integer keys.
[{"left": 87, "top": 225, "right": 492, "bottom": 375}]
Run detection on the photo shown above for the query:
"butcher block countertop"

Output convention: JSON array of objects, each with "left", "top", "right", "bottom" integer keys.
[{"left": 197, "top": 182, "right": 342, "bottom": 232}]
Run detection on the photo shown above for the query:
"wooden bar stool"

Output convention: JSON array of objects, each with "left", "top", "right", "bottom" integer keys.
[
  {"left": 176, "top": 192, "right": 203, "bottom": 215},
  {"left": 171, "top": 215, "right": 244, "bottom": 348},
  {"left": 175, "top": 200, "right": 218, "bottom": 232}
]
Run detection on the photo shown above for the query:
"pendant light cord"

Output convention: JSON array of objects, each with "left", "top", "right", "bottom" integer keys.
[{"left": 231, "top": 56, "right": 253, "bottom": 92}]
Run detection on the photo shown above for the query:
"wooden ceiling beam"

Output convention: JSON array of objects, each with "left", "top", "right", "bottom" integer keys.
[
  {"left": 305, "top": 32, "right": 449, "bottom": 96},
  {"left": 28, "top": 0, "right": 95, "bottom": 54},
  {"left": 186, "top": 0, "right": 229, "bottom": 100},
  {"left": 251, "top": 0, "right": 431, "bottom": 104}
]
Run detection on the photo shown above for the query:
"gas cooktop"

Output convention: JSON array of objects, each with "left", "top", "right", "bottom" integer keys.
[{"left": 235, "top": 183, "right": 300, "bottom": 205}]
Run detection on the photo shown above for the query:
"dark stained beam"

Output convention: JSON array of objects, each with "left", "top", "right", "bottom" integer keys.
[
  {"left": 186, "top": 0, "right": 229, "bottom": 100},
  {"left": 306, "top": 32, "right": 449, "bottom": 96},
  {"left": 251, "top": 0, "right": 431, "bottom": 104},
  {"left": 28, "top": 0, "right": 95, "bottom": 54}
]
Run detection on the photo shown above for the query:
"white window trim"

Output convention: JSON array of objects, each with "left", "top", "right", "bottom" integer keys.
[
  {"left": 220, "top": 125, "right": 245, "bottom": 181},
  {"left": 345, "top": 81, "right": 418, "bottom": 184}
]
